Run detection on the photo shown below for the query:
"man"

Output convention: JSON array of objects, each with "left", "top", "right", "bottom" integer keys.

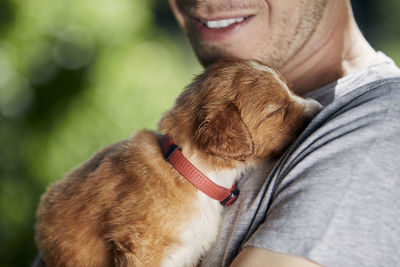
[{"left": 168, "top": 0, "right": 400, "bottom": 266}]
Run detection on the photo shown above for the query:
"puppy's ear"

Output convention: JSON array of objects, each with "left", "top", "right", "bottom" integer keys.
[{"left": 194, "top": 103, "right": 254, "bottom": 161}]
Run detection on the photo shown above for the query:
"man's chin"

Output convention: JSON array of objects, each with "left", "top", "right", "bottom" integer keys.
[
  {"left": 194, "top": 48, "right": 236, "bottom": 67},
  {"left": 197, "top": 54, "right": 222, "bottom": 67}
]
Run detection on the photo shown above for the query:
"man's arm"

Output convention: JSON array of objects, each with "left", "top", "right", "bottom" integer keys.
[{"left": 231, "top": 247, "right": 322, "bottom": 267}]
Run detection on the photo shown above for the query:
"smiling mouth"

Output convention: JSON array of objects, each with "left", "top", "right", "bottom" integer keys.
[{"left": 196, "top": 16, "right": 251, "bottom": 29}]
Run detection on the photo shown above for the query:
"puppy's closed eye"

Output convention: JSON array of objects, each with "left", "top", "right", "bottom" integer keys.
[
  {"left": 253, "top": 103, "right": 286, "bottom": 129},
  {"left": 267, "top": 105, "right": 285, "bottom": 116}
]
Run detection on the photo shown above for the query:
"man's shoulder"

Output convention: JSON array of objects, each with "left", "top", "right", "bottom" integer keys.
[
  {"left": 344, "top": 77, "right": 399, "bottom": 123},
  {"left": 314, "top": 76, "right": 400, "bottom": 132},
  {"left": 305, "top": 77, "right": 400, "bottom": 148},
  {"left": 279, "top": 76, "right": 400, "bottom": 188}
]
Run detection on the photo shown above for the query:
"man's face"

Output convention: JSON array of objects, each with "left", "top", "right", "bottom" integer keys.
[{"left": 169, "top": 0, "right": 329, "bottom": 68}]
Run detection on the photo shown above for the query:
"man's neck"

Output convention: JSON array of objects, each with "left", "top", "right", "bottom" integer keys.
[{"left": 280, "top": 1, "right": 376, "bottom": 95}]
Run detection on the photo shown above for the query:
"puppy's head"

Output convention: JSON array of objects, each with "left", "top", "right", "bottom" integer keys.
[{"left": 159, "top": 59, "right": 322, "bottom": 165}]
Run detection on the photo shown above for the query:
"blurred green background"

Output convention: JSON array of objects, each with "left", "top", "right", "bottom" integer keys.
[{"left": 0, "top": 0, "right": 398, "bottom": 266}]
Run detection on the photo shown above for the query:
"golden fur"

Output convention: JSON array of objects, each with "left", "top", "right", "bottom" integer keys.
[{"left": 36, "top": 59, "right": 321, "bottom": 267}]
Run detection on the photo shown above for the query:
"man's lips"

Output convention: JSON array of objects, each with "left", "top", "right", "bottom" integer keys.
[
  {"left": 196, "top": 16, "right": 250, "bottom": 29},
  {"left": 191, "top": 15, "right": 253, "bottom": 42}
]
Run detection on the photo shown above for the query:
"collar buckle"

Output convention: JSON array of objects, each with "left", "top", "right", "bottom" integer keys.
[
  {"left": 165, "top": 144, "right": 182, "bottom": 160},
  {"left": 220, "top": 188, "right": 240, "bottom": 206}
]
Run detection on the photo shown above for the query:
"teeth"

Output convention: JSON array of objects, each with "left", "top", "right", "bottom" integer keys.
[{"left": 201, "top": 17, "right": 246, "bottom": 29}]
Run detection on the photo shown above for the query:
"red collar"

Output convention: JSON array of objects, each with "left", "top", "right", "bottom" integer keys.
[{"left": 160, "top": 135, "right": 239, "bottom": 206}]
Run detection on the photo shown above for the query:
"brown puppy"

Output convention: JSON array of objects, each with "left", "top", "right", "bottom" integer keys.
[{"left": 36, "top": 59, "right": 322, "bottom": 267}]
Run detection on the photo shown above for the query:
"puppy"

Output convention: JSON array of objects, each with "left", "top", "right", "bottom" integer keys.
[{"left": 36, "top": 59, "right": 322, "bottom": 267}]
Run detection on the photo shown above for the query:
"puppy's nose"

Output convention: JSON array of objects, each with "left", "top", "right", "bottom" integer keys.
[{"left": 304, "top": 98, "right": 323, "bottom": 119}]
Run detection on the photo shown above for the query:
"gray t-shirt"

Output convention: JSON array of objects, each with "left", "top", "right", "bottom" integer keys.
[{"left": 200, "top": 52, "right": 400, "bottom": 267}]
